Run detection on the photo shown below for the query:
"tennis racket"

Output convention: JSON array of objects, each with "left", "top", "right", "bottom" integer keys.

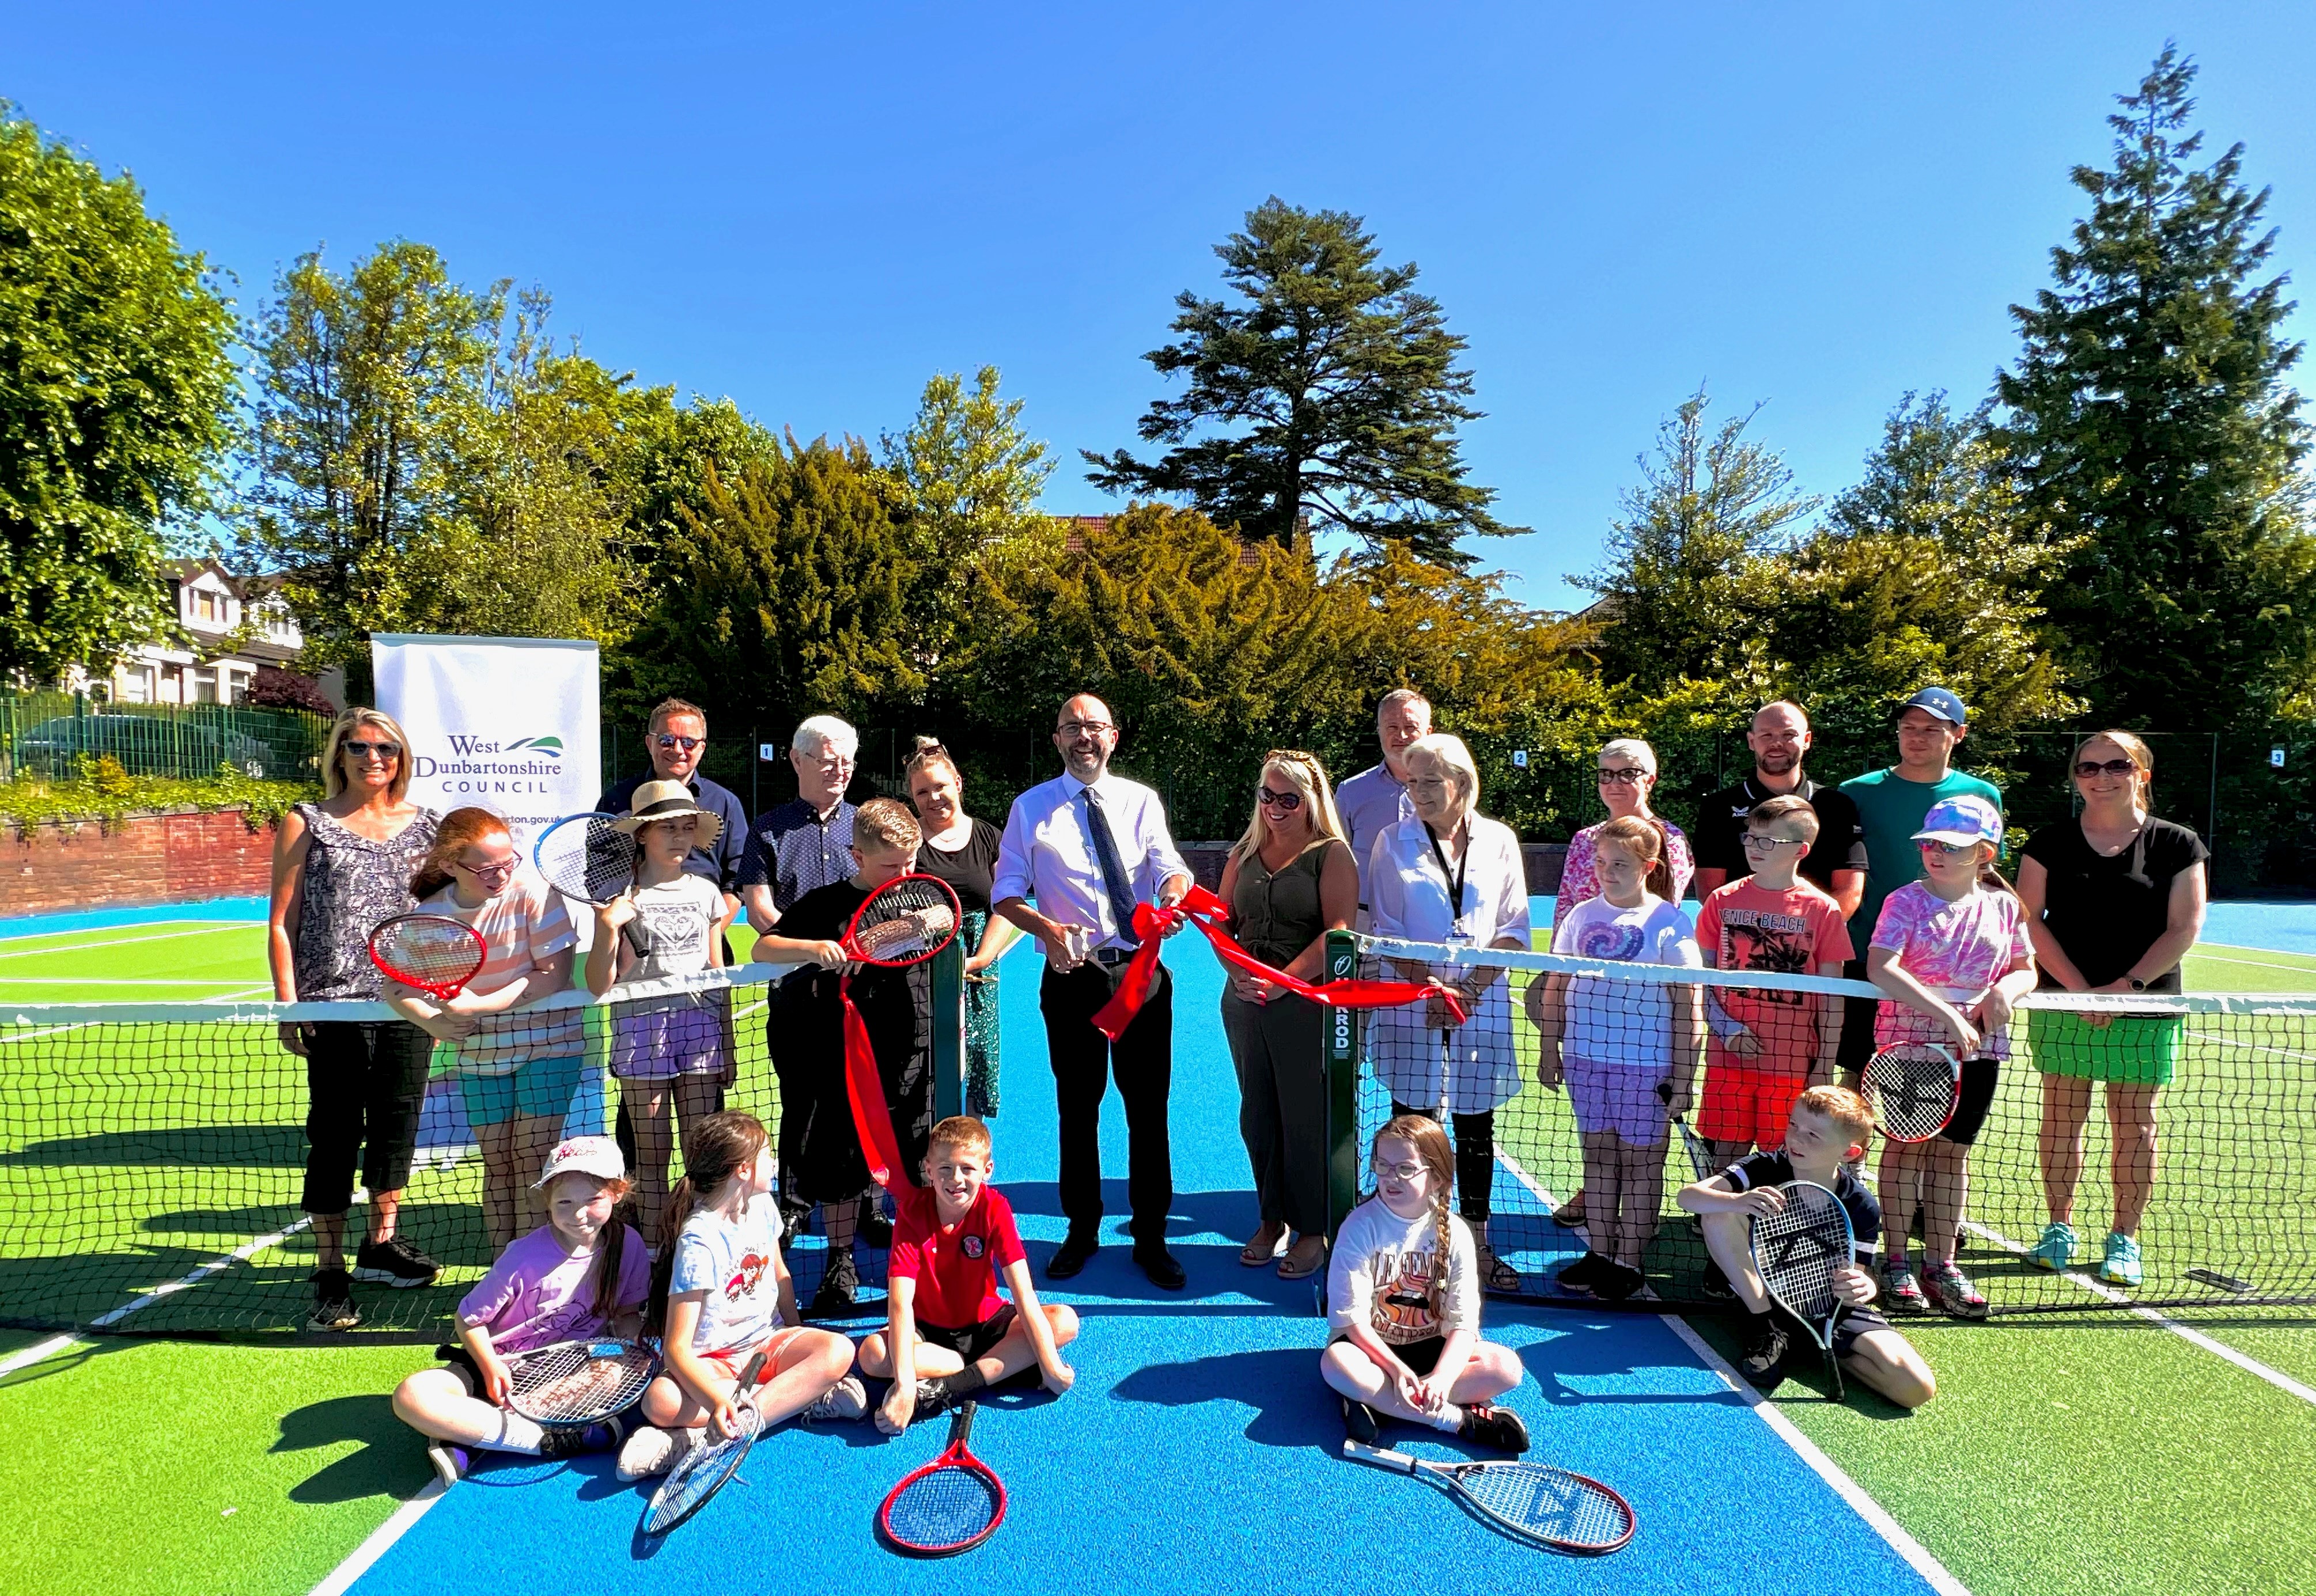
[
  {"left": 1863, "top": 1041, "right": 1961, "bottom": 1143},
  {"left": 532, "top": 812, "right": 641, "bottom": 906},
  {"left": 1672, "top": 1114, "right": 1714, "bottom": 1182},
  {"left": 1342, "top": 1441, "right": 1634, "bottom": 1555},
  {"left": 502, "top": 1338, "right": 658, "bottom": 1426},
  {"left": 842, "top": 873, "right": 963, "bottom": 966},
  {"left": 1749, "top": 1178, "right": 1854, "bottom": 1401},
  {"left": 877, "top": 1400, "right": 1005, "bottom": 1556},
  {"left": 640, "top": 1347, "right": 769, "bottom": 1536},
  {"left": 368, "top": 913, "right": 487, "bottom": 1000}
]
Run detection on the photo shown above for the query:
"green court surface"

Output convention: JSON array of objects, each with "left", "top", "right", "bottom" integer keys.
[{"left": 2, "top": 910, "right": 2314, "bottom": 1596}]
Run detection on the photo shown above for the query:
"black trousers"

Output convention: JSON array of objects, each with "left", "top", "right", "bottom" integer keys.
[
  {"left": 1221, "top": 989, "right": 1327, "bottom": 1235},
  {"left": 1041, "top": 960, "right": 1174, "bottom": 1247},
  {"left": 1389, "top": 1100, "right": 1497, "bottom": 1225},
  {"left": 302, "top": 1020, "right": 430, "bottom": 1214},
  {"left": 1835, "top": 957, "right": 1877, "bottom": 1080}
]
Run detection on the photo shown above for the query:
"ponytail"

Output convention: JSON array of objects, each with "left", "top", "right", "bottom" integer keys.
[
  {"left": 1374, "top": 1113, "right": 1458, "bottom": 1316},
  {"left": 586, "top": 1186, "right": 638, "bottom": 1321},
  {"left": 644, "top": 1110, "right": 769, "bottom": 1336},
  {"left": 1596, "top": 814, "right": 1673, "bottom": 901}
]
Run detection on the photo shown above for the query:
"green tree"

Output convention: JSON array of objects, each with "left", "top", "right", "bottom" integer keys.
[
  {"left": 1083, "top": 198, "right": 1514, "bottom": 564},
  {"left": 1995, "top": 46, "right": 2316, "bottom": 729},
  {"left": 883, "top": 366, "right": 1053, "bottom": 556},
  {"left": 0, "top": 104, "right": 237, "bottom": 683}
]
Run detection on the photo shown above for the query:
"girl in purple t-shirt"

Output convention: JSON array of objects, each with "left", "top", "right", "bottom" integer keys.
[
  {"left": 1865, "top": 795, "right": 2035, "bottom": 1321},
  {"left": 391, "top": 1137, "right": 650, "bottom": 1487}
]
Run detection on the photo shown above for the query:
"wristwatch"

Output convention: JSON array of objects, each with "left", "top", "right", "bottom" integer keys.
[{"left": 2126, "top": 977, "right": 2150, "bottom": 992}]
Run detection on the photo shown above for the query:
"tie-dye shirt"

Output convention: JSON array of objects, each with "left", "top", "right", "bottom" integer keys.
[{"left": 1868, "top": 882, "right": 2034, "bottom": 1059}]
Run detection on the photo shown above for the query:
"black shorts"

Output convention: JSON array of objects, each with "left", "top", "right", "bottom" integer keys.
[
  {"left": 1939, "top": 1056, "right": 2000, "bottom": 1146},
  {"left": 1767, "top": 1306, "right": 1894, "bottom": 1363},
  {"left": 436, "top": 1342, "right": 484, "bottom": 1389},
  {"left": 1330, "top": 1333, "right": 1448, "bottom": 1376},
  {"left": 917, "top": 1302, "right": 1018, "bottom": 1364}
]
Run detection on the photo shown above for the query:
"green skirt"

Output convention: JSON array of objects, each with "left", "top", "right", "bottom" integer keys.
[{"left": 2026, "top": 1007, "right": 2179, "bottom": 1087}]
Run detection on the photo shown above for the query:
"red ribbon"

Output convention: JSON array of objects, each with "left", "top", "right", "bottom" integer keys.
[
  {"left": 1091, "top": 883, "right": 1466, "bottom": 1040},
  {"left": 841, "top": 975, "right": 909, "bottom": 1190}
]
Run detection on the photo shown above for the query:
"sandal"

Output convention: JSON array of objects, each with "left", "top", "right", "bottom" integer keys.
[
  {"left": 1239, "top": 1222, "right": 1288, "bottom": 1267},
  {"left": 1474, "top": 1235, "right": 1523, "bottom": 1295},
  {"left": 1277, "top": 1238, "right": 1326, "bottom": 1280}
]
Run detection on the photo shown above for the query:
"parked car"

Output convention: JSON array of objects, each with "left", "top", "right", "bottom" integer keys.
[{"left": 11, "top": 715, "right": 278, "bottom": 780}]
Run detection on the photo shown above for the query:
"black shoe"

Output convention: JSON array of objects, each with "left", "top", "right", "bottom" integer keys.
[
  {"left": 859, "top": 1207, "right": 894, "bottom": 1249},
  {"left": 351, "top": 1235, "right": 441, "bottom": 1289},
  {"left": 1458, "top": 1402, "right": 1531, "bottom": 1454},
  {"left": 1555, "top": 1250, "right": 1611, "bottom": 1296},
  {"left": 1342, "top": 1397, "right": 1382, "bottom": 1446},
  {"left": 809, "top": 1251, "right": 859, "bottom": 1318},
  {"left": 1700, "top": 1258, "right": 1736, "bottom": 1301},
  {"left": 1046, "top": 1231, "right": 1099, "bottom": 1280},
  {"left": 1133, "top": 1245, "right": 1187, "bottom": 1290},
  {"left": 778, "top": 1203, "right": 812, "bottom": 1252},
  {"left": 913, "top": 1375, "right": 956, "bottom": 1419},
  {"left": 1738, "top": 1310, "right": 1791, "bottom": 1385},
  {"left": 1591, "top": 1259, "right": 1648, "bottom": 1303},
  {"left": 308, "top": 1268, "right": 361, "bottom": 1332}
]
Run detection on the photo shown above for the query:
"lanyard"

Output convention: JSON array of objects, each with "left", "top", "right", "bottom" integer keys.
[{"left": 1423, "top": 819, "right": 1470, "bottom": 934}]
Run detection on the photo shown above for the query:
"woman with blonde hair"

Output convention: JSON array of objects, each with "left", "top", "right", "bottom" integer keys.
[
  {"left": 268, "top": 707, "right": 442, "bottom": 1332},
  {"left": 906, "top": 738, "right": 1020, "bottom": 1117},
  {"left": 1218, "top": 751, "right": 1358, "bottom": 1280}
]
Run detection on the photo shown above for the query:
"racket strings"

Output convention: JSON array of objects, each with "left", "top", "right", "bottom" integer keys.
[
  {"left": 1867, "top": 1047, "right": 1958, "bottom": 1137},
  {"left": 645, "top": 1412, "right": 758, "bottom": 1532},
  {"left": 1753, "top": 1188, "right": 1848, "bottom": 1320},
  {"left": 885, "top": 1464, "right": 1000, "bottom": 1547},
  {"left": 508, "top": 1343, "right": 655, "bottom": 1423},
  {"left": 536, "top": 816, "right": 639, "bottom": 904},
  {"left": 372, "top": 917, "right": 483, "bottom": 986},
  {"left": 1459, "top": 1464, "right": 1630, "bottom": 1549},
  {"left": 854, "top": 878, "right": 959, "bottom": 962}
]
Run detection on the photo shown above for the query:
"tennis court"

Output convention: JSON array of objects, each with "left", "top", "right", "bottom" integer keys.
[{"left": 3, "top": 900, "right": 2315, "bottom": 1596}]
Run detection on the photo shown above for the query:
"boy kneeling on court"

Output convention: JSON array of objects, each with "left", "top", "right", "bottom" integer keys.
[
  {"left": 859, "top": 1115, "right": 1079, "bottom": 1434},
  {"left": 1678, "top": 1086, "right": 1936, "bottom": 1407}
]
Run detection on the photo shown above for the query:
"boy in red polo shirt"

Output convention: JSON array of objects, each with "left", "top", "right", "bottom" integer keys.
[{"left": 858, "top": 1116, "right": 1080, "bottom": 1434}]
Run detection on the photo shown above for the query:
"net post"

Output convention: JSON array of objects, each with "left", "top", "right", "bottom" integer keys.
[
  {"left": 932, "top": 937, "right": 966, "bottom": 1120},
  {"left": 1323, "top": 930, "right": 1360, "bottom": 1245}
]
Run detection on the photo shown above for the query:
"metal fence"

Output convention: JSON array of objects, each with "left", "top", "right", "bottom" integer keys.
[{"left": 0, "top": 692, "right": 332, "bottom": 786}]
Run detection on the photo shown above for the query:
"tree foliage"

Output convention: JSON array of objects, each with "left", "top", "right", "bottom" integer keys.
[
  {"left": 0, "top": 103, "right": 237, "bottom": 683},
  {"left": 1084, "top": 198, "right": 1514, "bottom": 564},
  {"left": 1995, "top": 45, "right": 2316, "bottom": 729},
  {"left": 883, "top": 366, "right": 1053, "bottom": 558}
]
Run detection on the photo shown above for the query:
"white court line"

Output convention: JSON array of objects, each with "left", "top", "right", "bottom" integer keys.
[
  {"left": 2193, "top": 950, "right": 2316, "bottom": 975},
  {"left": 1660, "top": 1315, "right": 1971, "bottom": 1595},
  {"left": 0, "top": 977, "right": 285, "bottom": 987},
  {"left": 1965, "top": 1221, "right": 2316, "bottom": 1409},
  {"left": 309, "top": 1480, "right": 448, "bottom": 1596},
  {"left": 0, "top": 924, "right": 256, "bottom": 960}
]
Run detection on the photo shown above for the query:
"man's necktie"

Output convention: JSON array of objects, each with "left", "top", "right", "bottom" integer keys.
[{"left": 1080, "top": 785, "right": 1143, "bottom": 947}]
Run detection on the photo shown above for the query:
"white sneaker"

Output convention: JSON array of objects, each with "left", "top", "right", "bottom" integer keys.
[
  {"left": 801, "top": 1374, "right": 869, "bottom": 1423},
  {"left": 615, "top": 1424, "right": 697, "bottom": 1482},
  {"left": 425, "top": 1441, "right": 469, "bottom": 1489}
]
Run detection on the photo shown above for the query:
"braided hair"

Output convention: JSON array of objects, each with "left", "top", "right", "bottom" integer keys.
[{"left": 1374, "top": 1113, "right": 1459, "bottom": 1314}]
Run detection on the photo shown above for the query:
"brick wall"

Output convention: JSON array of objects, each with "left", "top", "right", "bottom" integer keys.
[
  {"left": 1177, "top": 841, "right": 1569, "bottom": 896},
  {"left": 5, "top": 808, "right": 279, "bottom": 915}
]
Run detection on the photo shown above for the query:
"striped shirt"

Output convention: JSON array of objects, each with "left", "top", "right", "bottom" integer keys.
[{"left": 418, "top": 877, "right": 582, "bottom": 1071}]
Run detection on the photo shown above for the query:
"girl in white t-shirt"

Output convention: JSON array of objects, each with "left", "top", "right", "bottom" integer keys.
[
  {"left": 1321, "top": 1114, "right": 1529, "bottom": 1453},
  {"left": 1526, "top": 815, "right": 1704, "bottom": 1301},
  {"left": 584, "top": 784, "right": 736, "bottom": 1243},
  {"left": 616, "top": 1111, "right": 866, "bottom": 1481}
]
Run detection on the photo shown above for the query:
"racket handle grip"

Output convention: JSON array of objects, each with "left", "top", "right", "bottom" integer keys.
[
  {"left": 953, "top": 1398, "right": 977, "bottom": 1446},
  {"left": 738, "top": 1348, "right": 770, "bottom": 1390}
]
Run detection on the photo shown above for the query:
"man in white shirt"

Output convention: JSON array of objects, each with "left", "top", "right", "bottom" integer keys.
[
  {"left": 1334, "top": 689, "right": 1431, "bottom": 920},
  {"left": 993, "top": 693, "right": 1193, "bottom": 1289}
]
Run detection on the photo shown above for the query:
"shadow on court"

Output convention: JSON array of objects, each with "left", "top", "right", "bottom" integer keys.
[{"left": 277, "top": 1392, "right": 436, "bottom": 1504}]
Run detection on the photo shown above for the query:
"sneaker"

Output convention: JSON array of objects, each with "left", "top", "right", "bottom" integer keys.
[
  {"left": 1591, "top": 1258, "right": 1647, "bottom": 1303},
  {"left": 538, "top": 1416, "right": 626, "bottom": 1458},
  {"left": 352, "top": 1236, "right": 441, "bottom": 1288},
  {"left": 1342, "top": 1397, "right": 1382, "bottom": 1446},
  {"left": 1699, "top": 1258, "right": 1736, "bottom": 1301},
  {"left": 1551, "top": 1192, "right": 1587, "bottom": 1229},
  {"left": 1920, "top": 1261, "right": 1990, "bottom": 1320},
  {"left": 426, "top": 1441, "right": 470, "bottom": 1488},
  {"left": 1880, "top": 1258, "right": 1928, "bottom": 1315},
  {"left": 1555, "top": 1250, "right": 1611, "bottom": 1296},
  {"left": 308, "top": 1268, "right": 361, "bottom": 1332},
  {"left": 1737, "top": 1312, "right": 1790, "bottom": 1385},
  {"left": 616, "top": 1424, "right": 696, "bottom": 1483},
  {"left": 809, "top": 1252, "right": 859, "bottom": 1318},
  {"left": 1457, "top": 1402, "right": 1531, "bottom": 1454},
  {"left": 911, "top": 1375, "right": 958, "bottom": 1420},
  {"left": 2099, "top": 1232, "right": 2144, "bottom": 1288},
  {"left": 802, "top": 1375, "right": 869, "bottom": 1423},
  {"left": 858, "top": 1207, "right": 894, "bottom": 1249},
  {"left": 2027, "top": 1222, "right": 2080, "bottom": 1272}
]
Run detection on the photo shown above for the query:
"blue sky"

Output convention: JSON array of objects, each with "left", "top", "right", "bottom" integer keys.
[{"left": 6, "top": 3, "right": 2313, "bottom": 609}]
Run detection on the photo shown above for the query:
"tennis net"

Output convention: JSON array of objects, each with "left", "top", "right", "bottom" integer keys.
[
  {"left": 1327, "top": 931, "right": 2316, "bottom": 1315},
  {"left": 0, "top": 959, "right": 964, "bottom": 1339}
]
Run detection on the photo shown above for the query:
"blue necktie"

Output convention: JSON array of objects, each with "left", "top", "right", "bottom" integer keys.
[{"left": 1080, "top": 786, "right": 1142, "bottom": 947}]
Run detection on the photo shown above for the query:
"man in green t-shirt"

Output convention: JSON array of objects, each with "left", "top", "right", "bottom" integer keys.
[{"left": 1836, "top": 687, "right": 2004, "bottom": 1076}]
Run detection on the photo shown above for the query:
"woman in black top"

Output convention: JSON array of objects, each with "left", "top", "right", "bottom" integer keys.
[
  {"left": 907, "top": 739, "right": 1020, "bottom": 1117},
  {"left": 2016, "top": 731, "right": 2208, "bottom": 1288}
]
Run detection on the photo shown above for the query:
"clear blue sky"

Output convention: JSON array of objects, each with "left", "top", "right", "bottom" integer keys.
[{"left": 7, "top": 3, "right": 2313, "bottom": 609}]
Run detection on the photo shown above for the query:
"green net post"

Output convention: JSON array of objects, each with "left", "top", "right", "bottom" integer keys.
[
  {"left": 932, "top": 938, "right": 966, "bottom": 1120},
  {"left": 1323, "top": 930, "right": 1360, "bottom": 1244}
]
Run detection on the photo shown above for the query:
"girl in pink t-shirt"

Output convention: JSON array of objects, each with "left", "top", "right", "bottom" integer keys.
[
  {"left": 391, "top": 1136, "right": 649, "bottom": 1487},
  {"left": 1866, "top": 795, "right": 2035, "bottom": 1320}
]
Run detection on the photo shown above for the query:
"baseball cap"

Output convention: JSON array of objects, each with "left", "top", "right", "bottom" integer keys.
[
  {"left": 1913, "top": 795, "right": 2003, "bottom": 847},
  {"left": 534, "top": 1134, "right": 626, "bottom": 1188},
  {"left": 1899, "top": 687, "right": 1967, "bottom": 726}
]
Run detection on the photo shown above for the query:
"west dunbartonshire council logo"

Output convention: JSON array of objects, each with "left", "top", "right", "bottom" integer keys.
[{"left": 412, "top": 733, "right": 567, "bottom": 795}]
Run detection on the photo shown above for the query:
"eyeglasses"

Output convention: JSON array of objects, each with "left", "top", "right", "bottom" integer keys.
[
  {"left": 807, "top": 750, "right": 855, "bottom": 768},
  {"left": 1597, "top": 767, "right": 1647, "bottom": 786},
  {"left": 1257, "top": 787, "right": 1304, "bottom": 810},
  {"left": 1058, "top": 720, "right": 1116, "bottom": 738},
  {"left": 2075, "top": 759, "right": 2140, "bottom": 778},
  {"left": 1917, "top": 839, "right": 1978, "bottom": 857},
  {"left": 1740, "top": 833, "right": 1807, "bottom": 851},
  {"left": 341, "top": 740, "right": 400, "bottom": 760},
  {"left": 654, "top": 734, "right": 703, "bottom": 752},
  {"left": 453, "top": 856, "right": 521, "bottom": 881},
  {"left": 1374, "top": 1161, "right": 1429, "bottom": 1182}
]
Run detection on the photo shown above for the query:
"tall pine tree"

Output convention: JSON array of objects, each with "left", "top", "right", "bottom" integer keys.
[{"left": 1996, "top": 46, "right": 2315, "bottom": 729}]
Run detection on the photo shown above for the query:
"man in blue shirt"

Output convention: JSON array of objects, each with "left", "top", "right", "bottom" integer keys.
[{"left": 1333, "top": 688, "right": 1431, "bottom": 923}]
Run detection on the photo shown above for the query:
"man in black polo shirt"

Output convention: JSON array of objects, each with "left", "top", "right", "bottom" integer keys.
[{"left": 1692, "top": 700, "right": 1865, "bottom": 918}]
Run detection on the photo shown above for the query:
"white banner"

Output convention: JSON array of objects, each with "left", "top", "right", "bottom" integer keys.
[{"left": 371, "top": 635, "right": 600, "bottom": 854}]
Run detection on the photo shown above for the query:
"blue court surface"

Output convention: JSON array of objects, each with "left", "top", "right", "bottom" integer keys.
[{"left": 334, "top": 930, "right": 1950, "bottom": 1596}]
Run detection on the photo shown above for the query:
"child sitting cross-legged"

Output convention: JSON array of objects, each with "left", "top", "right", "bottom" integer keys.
[{"left": 857, "top": 1115, "right": 1079, "bottom": 1434}]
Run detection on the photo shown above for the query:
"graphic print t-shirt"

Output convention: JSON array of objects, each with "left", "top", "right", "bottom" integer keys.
[
  {"left": 1326, "top": 1197, "right": 1479, "bottom": 1347},
  {"left": 620, "top": 871, "right": 722, "bottom": 983},
  {"left": 888, "top": 1182, "right": 1027, "bottom": 1330},
  {"left": 1868, "top": 882, "right": 2034, "bottom": 1060},
  {"left": 1549, "top": 893, "right": 1703, "bottom": 1070},
  {"left": 1694, "top": 878, "right": 1855, "bottom": 1075},
  {"left": 457, "top": 1222, "right": 650, "bottom": 1354},
  {"left": 668, "top": 1192, "right": 786, "bottom": 1356}
]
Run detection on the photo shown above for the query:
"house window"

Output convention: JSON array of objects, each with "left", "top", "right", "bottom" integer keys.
[
  {"left": 191, "top": 667, "right": 219, "bottom": 704},
  {"left": 117, "top": 667, "right": 154, "bottom": 704}
]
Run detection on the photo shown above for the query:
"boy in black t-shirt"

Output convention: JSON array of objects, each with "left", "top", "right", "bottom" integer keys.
[{"left": 1678, "top": 1086, "right": 1936, "bottom": 1408}]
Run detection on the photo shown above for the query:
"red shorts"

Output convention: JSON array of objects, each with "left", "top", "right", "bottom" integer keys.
[
  {"left": 701, "top": 1325, "right": 808, "bottom": 1380},
  {"left": 1697, "top": 1063, "right": 1809, "bottom": 1150}
]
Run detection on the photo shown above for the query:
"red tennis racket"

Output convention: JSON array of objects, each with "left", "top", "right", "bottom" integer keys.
[
  {"left": 877, "top": 1400, "right": 1005, "bottom": 1556},
  {"left": 368, "top": 913, "right": 487, "bottom": 1000},
  {"left": 838, "top": 874, "right": 963, "bottom": 1190}
]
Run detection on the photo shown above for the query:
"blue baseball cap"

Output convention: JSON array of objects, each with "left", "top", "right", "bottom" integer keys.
[
  {"left": 1913, "top": 795, "right": 2003, "bottom": 847},
  {"left": 1900, "top": 687, "right": 1967, "bottom": 726}
]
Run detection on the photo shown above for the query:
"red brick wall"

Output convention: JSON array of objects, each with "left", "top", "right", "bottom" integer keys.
[{"left": 5, "top": 808, "right": 279, "bottom": 915}]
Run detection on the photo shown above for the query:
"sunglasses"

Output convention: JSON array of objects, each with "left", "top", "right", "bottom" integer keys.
[
  {"left": 654, "top": 734, "right": 703, "bottom": 752},
  {"left": 1257, "top": 787, "right": 1304, "bottom": 810},
  {"left": 342, "top": 740, "right": 400, "bottom": 760},
  {"left": 2075, "top": 759, "right": 2140, "bottom": 778},
  {"left": 1916, "top": 839, "right": 1980, "bottom": 857}
]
